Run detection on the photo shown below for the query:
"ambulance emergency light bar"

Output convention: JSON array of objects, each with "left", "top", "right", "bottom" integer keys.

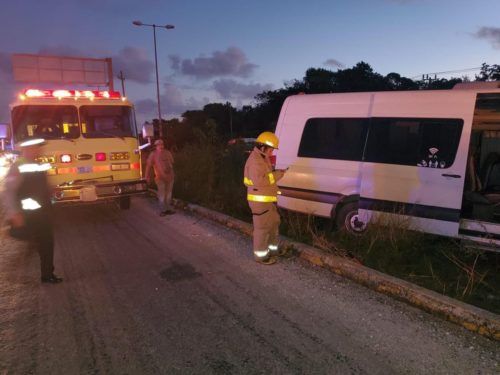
[{"left": 19, "top": 89, "right": 124, "bottom": 101}]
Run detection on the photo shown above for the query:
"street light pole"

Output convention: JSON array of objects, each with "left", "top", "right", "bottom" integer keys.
[
  {"left": 152, "top": 25, "right": 162, "bottom": 132},
  {"left": 133, "top": 20, "right": 174, "bottom": 138}
]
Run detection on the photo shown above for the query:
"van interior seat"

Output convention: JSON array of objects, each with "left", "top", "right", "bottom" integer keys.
[
  {"left": 464, "top": 151, "right": 500, "bottom": 215},
  {"left": 481, "top": 152, "right": 500, "bottom": 193}
]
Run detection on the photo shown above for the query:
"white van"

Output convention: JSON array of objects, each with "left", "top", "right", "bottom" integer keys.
[{"left": 274, "top": 82, "right": 500, "bottom": 248}]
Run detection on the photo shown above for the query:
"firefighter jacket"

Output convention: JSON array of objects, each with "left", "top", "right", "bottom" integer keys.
[
  {"left": 244, "top": 147, "right": 285, "bottom": 203},
  {"left": 3, "top": 159, "right": 53, "bottom": 221}
]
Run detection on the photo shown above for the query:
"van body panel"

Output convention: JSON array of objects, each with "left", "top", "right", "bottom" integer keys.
[
  {"left": 359, "top": 90, "right": 477, "bottom": 237},
  {"left": 278, "top": 159, "right": 360, "bottom": 212},
  {"left": 276, "top": 93, "right": 373, "bottom": 169},
  {"left": 363, "top": 210, "right": 461, "bottom": 237},
  {"left": 278, "top": 195, "right": 332, "bottom": 217},
  {"left": 276, "top": 93, "right": 372, "bottom": 217}
]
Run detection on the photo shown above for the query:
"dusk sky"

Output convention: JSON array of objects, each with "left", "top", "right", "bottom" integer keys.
[{"left": 0, "top": 0, "right": 499, "bottom": 125}]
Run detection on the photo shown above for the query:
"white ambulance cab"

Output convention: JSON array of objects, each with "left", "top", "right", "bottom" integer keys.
[{"left": 274, "top": 82, "right": 500, "bottom": 248}]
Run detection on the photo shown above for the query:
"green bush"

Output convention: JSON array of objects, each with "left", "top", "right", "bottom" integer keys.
[{"left": 173, "top": 125, "right": 251, "bottom": 221}]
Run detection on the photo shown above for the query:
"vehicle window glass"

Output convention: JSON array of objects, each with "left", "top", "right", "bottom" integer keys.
[
  {"left": 298, "top": 118, "right": 369, "bottom": 161},
  {"left": 11, "top": 105, "right": 79, "bottom": 142},
  {"left": 80, "top": 106, "right": 136, "bottom": 138},
  {"left": 364, "top": 118, "right": 463, "bottom": 168}
]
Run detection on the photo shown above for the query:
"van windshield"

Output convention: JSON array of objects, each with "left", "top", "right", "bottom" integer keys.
[
  {"left": 80, "top": 105, "right": 136, "bottom": 138},
  {"left": 12, "top": 105, "right": 80, "bottom": 142}
]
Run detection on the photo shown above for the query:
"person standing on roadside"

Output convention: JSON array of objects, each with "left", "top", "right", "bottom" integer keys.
[
  {"left": 244, "top": 132, "right": 288, "bottom": 265},
  {"left": 3, "top": 138, "right": 62, "bottom": 284},
  {"left": 145, "top": 139, "right": 175, "bottom": 216}
]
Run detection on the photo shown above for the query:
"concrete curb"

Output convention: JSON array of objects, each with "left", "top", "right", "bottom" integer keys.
[{"left": 172, "top": 199, "right": 500, "bottom": 341}]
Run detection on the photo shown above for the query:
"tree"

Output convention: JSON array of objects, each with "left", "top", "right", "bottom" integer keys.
[
  {"left": 476, "top": 63, "right": 500, "bottom": 81},
  {"left": 384, "top": 73, "right": 419, "bottom": 90},
  {"left": 303, "top": 68, "right": 336, "bottom": 93},
  {"left": 333, "top": 62, "right": 389, "bottom": 92}
]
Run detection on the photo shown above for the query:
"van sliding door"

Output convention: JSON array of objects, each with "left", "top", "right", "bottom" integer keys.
[{"left": 358, "top": 91, "right": 476, "bottom": 237}]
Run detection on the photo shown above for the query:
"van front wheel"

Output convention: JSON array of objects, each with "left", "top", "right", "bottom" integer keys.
[{"left": 335, "top": 202, "right": 367, "bottom": 234}]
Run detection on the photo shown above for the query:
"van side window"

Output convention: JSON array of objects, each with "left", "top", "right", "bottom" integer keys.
[
  {"left": 364, "top": 118, "right": 463, "bottom": 168},
  {"left": 298, "top": 118, "right": 369, "bottom": 161}
]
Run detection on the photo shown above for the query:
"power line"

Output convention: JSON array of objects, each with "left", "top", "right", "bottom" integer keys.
[{"left": 411, "top": 66, "right": 482, "bottom": 80}]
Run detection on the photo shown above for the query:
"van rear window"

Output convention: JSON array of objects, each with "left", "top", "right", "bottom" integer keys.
[
  {"left": 298, "top": 118, "right": 369, "bottom": 161},
  {"left": 364, "top": 118, "right": 463, "bottom": 168}
]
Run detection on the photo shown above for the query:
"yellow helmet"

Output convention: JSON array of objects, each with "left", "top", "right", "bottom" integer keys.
[{"left": 256, "top": 131, "right": 279, "bottom": 149}]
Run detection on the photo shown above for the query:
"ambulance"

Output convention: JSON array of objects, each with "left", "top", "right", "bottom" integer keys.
[
  {"left": 274, "top": 82, "right": 500, "bottom": 248},
  {"left": 9, "top": 88, "right": 148, "bottom": 209}
]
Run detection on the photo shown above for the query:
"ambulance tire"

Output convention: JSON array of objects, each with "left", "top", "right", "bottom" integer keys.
[
  {"left": 119, "top": 196, "right": 131, "bottom": 210},
  {"left": 335, "top": 202, "right": 367, "bottom": 235}
]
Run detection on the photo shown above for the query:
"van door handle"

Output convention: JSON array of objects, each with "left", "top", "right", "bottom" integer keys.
[{"left": 441, "top": 173, "right": 461, "bottom": 178}]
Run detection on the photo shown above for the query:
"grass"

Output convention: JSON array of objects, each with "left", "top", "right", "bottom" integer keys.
[
  {"left": 173, "top": 138, "right": 500, "bottom": 314},
  {"left": 280, "top": 210, "right": 500, "bottom": 314}
]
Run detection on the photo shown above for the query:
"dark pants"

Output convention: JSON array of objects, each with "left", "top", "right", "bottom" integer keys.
[
  {"left": 31, "top": 222, "right": 55, "bottom": 279},
  {"left": 12, "top": 211, "right": 55, "bottom": 279}
]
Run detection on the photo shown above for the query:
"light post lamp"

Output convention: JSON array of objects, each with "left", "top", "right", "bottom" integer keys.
[{"left": 133, "top": 20, "right": 174, "bottom": 138}]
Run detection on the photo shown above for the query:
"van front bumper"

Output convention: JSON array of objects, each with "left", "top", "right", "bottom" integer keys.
[{"left": 51, "top": 179, "right": 148, "bottom": 204}]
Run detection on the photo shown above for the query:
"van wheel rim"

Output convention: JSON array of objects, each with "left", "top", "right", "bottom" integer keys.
[{"left": 348, "top": 214, "right": 367, "bottom": 233}]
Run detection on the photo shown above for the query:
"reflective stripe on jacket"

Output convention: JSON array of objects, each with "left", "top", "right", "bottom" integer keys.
[{"left": 243, "top": 147, "right": 284, "bottom": 203}]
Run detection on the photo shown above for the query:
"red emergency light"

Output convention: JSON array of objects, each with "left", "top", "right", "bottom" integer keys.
[
  {"left": 20, "top": 89, "right": 123, "bottom": 100},
  {"left": 95, "top": 152, "right": 106, "bottom": 161}
]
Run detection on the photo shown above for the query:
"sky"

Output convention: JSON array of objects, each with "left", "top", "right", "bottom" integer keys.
[{"left": 0, "top": 0, "right": 499, "bottom": 126}]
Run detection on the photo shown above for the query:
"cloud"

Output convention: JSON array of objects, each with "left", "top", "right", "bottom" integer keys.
[
  {"left": 169, "top": 47, "right": 258, "bottom": 79},
  {"left": 213, "top": 79, "right": 273, "bottom": 100},
  {"left": 474, "top": 27, "right": 500, "bottom": 49},
  {"left": 323, "top": 59, "right": 345, "bottom": 69},
  {"left": 135, "top": 82, "right": 207, "bottom": 118},
  {"left": 112, "top": 47, "right": 154, "bottom": 84}
]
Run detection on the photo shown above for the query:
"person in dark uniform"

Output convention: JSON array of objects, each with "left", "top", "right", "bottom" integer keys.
[{"left": 3, "top": 138, "right": 62, "bottom": 284}]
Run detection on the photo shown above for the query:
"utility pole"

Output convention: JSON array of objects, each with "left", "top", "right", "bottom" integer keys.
[
  {"left": 227, "top": 102, "right": 233, "bottom": 138},
  {"left": 117, "top": 70, "right": 126, "bottom": 96}
]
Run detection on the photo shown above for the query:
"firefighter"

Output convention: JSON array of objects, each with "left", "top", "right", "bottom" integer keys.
[
  {"left": 244, "top": 131, "right": 287, "bottom": 265},
  {"left": 3, "top": 138, "right": 62, "bottom": 283}
]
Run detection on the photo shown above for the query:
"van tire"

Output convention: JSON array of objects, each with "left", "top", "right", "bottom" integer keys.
[
  {"left": 119, "top": 196, "right": 131, "bottom": 210},
  {"left": 335, "top": 202, "right": 367, "bottom": 235}
]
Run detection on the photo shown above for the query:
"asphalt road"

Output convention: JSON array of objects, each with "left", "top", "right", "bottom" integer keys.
[{"left": 0, "top": 196, "right": 498, "bottom": 374}]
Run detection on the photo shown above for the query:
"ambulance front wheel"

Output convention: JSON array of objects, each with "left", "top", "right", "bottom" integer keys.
[
  {"left": 118, "top": 196, "right": 131, "bottom": 210},
  {"left": 335, "top": 202, "right": 368, "bottom": 235}
]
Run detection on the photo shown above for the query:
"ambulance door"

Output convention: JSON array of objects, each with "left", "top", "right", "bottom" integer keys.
[{"left": 358, "top": 90, "right": 476, "bottom": 237}]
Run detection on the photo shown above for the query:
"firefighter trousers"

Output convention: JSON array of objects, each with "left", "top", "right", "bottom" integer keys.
[
  {"left": 27, "top": 213, "right": 55, "bottom": 279},
  {"left": 248, "top": 201, "right": 280, "bottom": 259}
]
